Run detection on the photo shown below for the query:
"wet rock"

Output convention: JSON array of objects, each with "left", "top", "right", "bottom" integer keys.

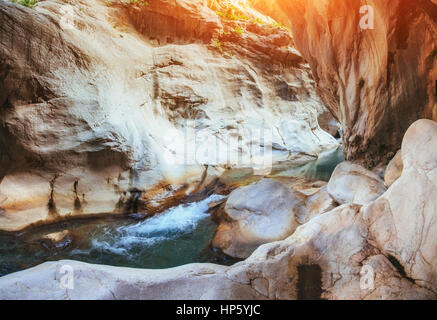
[
  {"left": 40, "top": 231, "right": 72, "bottom": 251},
  {"left": 327, "top": 162, "right": 387, "bottom": 205}
]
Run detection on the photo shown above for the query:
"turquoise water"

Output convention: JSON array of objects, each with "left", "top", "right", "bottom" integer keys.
[
  {"left": 0, "top": 195, "right": 239, "bottom": 277},
  {"left": 272, "top": 147, "right": 344, "bottom": 181}
]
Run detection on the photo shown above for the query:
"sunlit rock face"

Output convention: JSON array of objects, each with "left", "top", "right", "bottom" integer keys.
[
  {"left": 0, "top": 0, "right": 337, "bottom": 231},
  {"left": 265, "top": 0, "right": 437, "bottom": 166}
]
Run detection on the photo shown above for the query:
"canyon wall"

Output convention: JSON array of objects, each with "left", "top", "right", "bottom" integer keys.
[
  {"left": 265, "top": 0, "right": 437, "bottom": 166},
  {"left": 0, "top": 0, "right": 337, "bottom": 231}
]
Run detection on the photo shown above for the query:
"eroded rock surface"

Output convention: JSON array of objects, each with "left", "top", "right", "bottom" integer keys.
[
  {"left": 267, "top": 0, "right": 437, "bottom": 166},
  {"left": 2, "top": 198, "right": 434, "bottom": 300},
  {"left": 0, "top": 0, "right": 338, "bottom": 231},
  {"left": 0, "top": 259, "right": 264, "bottom": 300},
  {"left": 212, "top": 177, "right": 336, "bottom": 258},
  {"left": 211, "top": 178, "right": 301, "bottom": 258},
  {"left": 327, "top": 161, "right": 387, "bottom": 206},
  {"left": 363, "top": 119, "right": 437, "bottom": 294}
]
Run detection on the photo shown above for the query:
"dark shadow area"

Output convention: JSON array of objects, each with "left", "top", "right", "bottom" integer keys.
[
  {"left": 387, "top": 255, "right": 415, "bottom": 283},
  {"left": 297, "top": 264, "right": 324, "bottom": 300}
]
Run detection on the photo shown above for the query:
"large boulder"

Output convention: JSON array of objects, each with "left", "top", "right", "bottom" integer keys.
[
  {"left": 227, "top": 204, "right": 435, "bottom": 300},
  {"left": 212, "top": 177, "right": 337, "bottom": 258},
  {"left": 363, "top": 119, "right": 437, "bottom": 294},
  {"left": 384, "top": 150, "right": 403, "bottom": 187},
  {"left": 211, "top": 179, "right": 301, "bottom": 258},
  {"left": 327, "top": 161, "right": 387, "bottom": 205},
  {"left": 0, "top": 260, "right": 263, "bottom": 300}
]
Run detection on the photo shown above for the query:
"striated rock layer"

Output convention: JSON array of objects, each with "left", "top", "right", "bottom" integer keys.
[
  {"left": 265, "top": 0, "right": 437, "bottom": 166},
  {"left": 0, "top": 0, "right": 338, "bottom": 231}
]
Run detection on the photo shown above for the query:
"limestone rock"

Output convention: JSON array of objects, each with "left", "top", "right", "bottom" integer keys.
[
  {"left": 266, "top": 0, "right": 437, "bottom": 165},
  {"left": 0, "top": 0, "right": 338, "bottom": 231},
  {"left": 318, "top": 110, "right": 340, "bottom": 138},
  {"left": 363, "top": 119, "right": 437, "bottom": 294},
  {"left": 327, "top": 162, "right": 387, "bottom": 205},
  {"left": 40, "top": 231, "right": 73, "bottom": 251},
  {"left": 295, "top": 185, "right": 337, "bottom": 224},
  {"left": 384, "top": 150, "right": 403, "bottom": 187},
  {"left": 3, "top": 202, "right": 434, "bottom": 299},
  {"left": 227, "top": 203, "right": 435, "bottom": 300},
  {"left": 0, "top": 260, "right": 263, "bottom": 300},
  {"left": 212, "top": 177, "right": 337, "bottom": 259},
  {"left": 211, "top": 179, "right": 301, "bottom": 259}
]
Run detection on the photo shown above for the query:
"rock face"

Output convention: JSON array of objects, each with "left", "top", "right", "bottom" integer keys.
[
  {"left": 296, "top": 185, "right": 337, "bottom": 223},
  {"left": 0, "top": 0, "right": 338, "bottom": 231},
  {"left": 229, "top": 203, "right": 435, "bottom": 300},
  {"left": 268, "top": 0, "right": 437, "bottom": 166},
  {"left": 327, "top": 161, "right": 387, "bottom": 205},
  {"left": 1, "top": 122, "right": 437, "bottom": 300},
  {"left": 363, "top": 119, "right": 437, "bottom": 294},
  {"left": 384, "top": 150, "right": 403, "bottom": 187}
]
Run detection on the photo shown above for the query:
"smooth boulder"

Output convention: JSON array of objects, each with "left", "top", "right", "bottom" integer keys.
[
  {"left": 212, "top": 179, "right": 301, "bottom": 259},
  {"left": 363, "top": 119, "right": 437, "bottom": 294},
  {"left": 212, "top": 177, "right": 338, "bottom": 259},
  {"left": 327, "top": 162, "right": 387, "bottom": 205}
]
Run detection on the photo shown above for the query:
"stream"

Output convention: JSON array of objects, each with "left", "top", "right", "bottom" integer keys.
[{"left": 0, "top": 147, "right": 343, "bottom": 277}]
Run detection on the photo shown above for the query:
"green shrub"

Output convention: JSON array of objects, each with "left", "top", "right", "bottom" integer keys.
[
  {"left": 234, "top": 26, "right": 243, "bottom": 35},
  {"left": 129, "top": 0, "right": 149, "bottom": 7},
  {"left": 10, "top": 0, "right": 39, "bottom": 9},
  {"left": 215, "top": 5, "right": 248, "bottom": 22}
]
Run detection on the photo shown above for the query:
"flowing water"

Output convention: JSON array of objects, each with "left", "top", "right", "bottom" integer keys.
[
  {"left": 0, "top": 147, "right": 344, "bottom": 277},
  {"left": 0, "top": 194, "right": 238, "bottom": 277}
]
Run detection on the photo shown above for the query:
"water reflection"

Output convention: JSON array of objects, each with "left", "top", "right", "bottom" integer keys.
[{"left": 271, "top": 147, "right": 344, "bottom": 181}]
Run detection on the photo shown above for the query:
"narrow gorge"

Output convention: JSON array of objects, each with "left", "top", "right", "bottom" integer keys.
[{"left": 0, "top": 0, "right": 436, "bottom": 300}]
